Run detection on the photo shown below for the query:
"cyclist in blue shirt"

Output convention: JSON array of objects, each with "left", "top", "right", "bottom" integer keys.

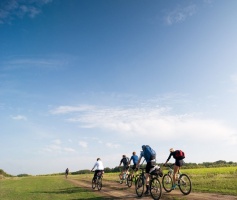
[{"left": 129, "top": 151, "right": 138, "bottom": 170}]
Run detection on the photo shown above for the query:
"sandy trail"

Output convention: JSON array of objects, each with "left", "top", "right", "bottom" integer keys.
[{"left": 67, "top": 177, "right": 237, "bottom": 200}]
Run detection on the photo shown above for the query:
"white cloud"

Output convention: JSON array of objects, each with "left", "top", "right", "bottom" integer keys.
[
  {"left": 79, "top": 141, "right": 88, "bottom": 148},
  {"left": 165, "top": 4, "right": 197, "bottom": 25},
  {"left": 230, "top": 74, "right": 237, "bottom": 84},
  {"left": 11, "top": 115, "right": 27, "bottom": 121},
  {"left": 0, "top": 0, "right": 52, "bottom": 24},
  {"left": 106, "top": 142, "right": 120, "bottom": 149},
  {"left": 63, "top": 147, "right": 75, "bottom": 152},
  {"left": 52, "top": 139, "right": 61, "bottom": 145},
  {"left": 50, "top": 105, "right": 94, "bottom": 114},
  {"left": 42, "top": 139, "right": 76, "bottom": 154},
  {"left": 51, "top": 104, "right": 237, "bottom": 145}
]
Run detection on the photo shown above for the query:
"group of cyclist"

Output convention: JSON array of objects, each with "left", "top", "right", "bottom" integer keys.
[{"left": 90, "top": 145, "right": 185, "bottom": 195}]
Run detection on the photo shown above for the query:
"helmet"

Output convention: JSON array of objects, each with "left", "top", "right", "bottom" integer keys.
[
  {"left": 142, "top": 145, "right": 146, "bottom": 150},
  {"left": 169, "top": 148, "right": 174, "bottom": 152}
]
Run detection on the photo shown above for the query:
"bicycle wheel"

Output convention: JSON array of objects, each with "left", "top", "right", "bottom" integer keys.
[
  {"left": 118, "top": 174, "right": 123, "bottom": 184},
  {"left": 135, "top": 176, "right": 144, "bottom": 197},
  {"left": 178, "top": 174, "right": 192, "bottom": 195},
  {"left": 150, "top": 178, "right": 162, "bottom": 200},
  {"left": 162, "top": 174, "right": 173, "bottom": 192},
  {"left": 92, "top": 178, "right": 96, "bottom": 189},
  {"left": 127, "top": 174, "right": 132, "bottom": 187},
  {"left": 97, "top": 177, "right": 102, "bottom": 191}
]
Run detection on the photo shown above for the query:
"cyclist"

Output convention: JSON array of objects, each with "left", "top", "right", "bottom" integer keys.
[
  {"left": 119, "top": 155, "right": 129, "bottom": 180},
  {"left": 136, "top": 145, "right": 156, "bottom": 195},
  {"left": 129, "top": 151, "right": 138, "bottom": 171},
  {"left": 164, "top": 148, "right": 184, "bottom": 190},
  {"left": 91, "top": 158, "right": 104, "bottom": 181}
]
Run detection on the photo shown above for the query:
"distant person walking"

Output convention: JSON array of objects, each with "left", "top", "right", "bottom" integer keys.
[{"left": 65, "top": 168, "right": 69, "bottom": 179}]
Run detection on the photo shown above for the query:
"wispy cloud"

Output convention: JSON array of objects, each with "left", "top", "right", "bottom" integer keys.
[
  {"left": 228, "top": 74, "right": 237, "bottom": 93},
  {"left": 11, "top": 115, "right": 27, "bottom": 121},
  {"left": 51, "top": 104, "right": 237, "bottom": 145},
  {"left": 1, "top": 57, "right": 68, "bottom": 71},
  {"left": 50, "top": 105, "right": 95, "bottom": 114},
  {"left": 52, "top": 139, "right": 61, "bottom": 145},
  {"left": 79, "top": 141, "right": 88, "bottom": 148},
  {"left": 230, "top": 74, "right": 237, "bottom": 84},
  {"left": 42, "top": 139, "right": 76, "bottom": 153},
  {"left": 164, "top": 4, "right": 197, "bottom": 25},
  {"left": 0, "top": 0, "right": 52, "bottom": 24},
  {"left": 106, "top": 142, "right": 120, "bottom": 149}
]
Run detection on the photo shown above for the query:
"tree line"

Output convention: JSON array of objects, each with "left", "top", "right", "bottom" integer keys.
[
  {"left": 1, "top": 160, "right": 236, "bottom": 177},
  {"left": 72, "top": 160, "right": 237, "bottom": 174}
]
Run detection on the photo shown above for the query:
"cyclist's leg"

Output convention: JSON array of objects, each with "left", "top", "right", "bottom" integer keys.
[
  {"left": 173, "top": 160, "right": 180, "bottom": 188},
  {"left": 144, "top": 162, "right": 152, "bottom": 194},
  {"left": 93, "top": 170, "right": 98, "bottom": 181}
]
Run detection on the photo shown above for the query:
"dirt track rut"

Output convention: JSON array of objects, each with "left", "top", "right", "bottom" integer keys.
[{"left": 67, "top": 177, "right": 237, "bottom": 200}]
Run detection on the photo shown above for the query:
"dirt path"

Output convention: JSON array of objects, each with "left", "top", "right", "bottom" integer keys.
[{"left": 67, "top": 177, "right": 237, "bottom": 200}]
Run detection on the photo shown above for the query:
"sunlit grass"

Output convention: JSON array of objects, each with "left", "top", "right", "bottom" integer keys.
[{"left": 0, "top": 175, "right": 104, "bottom": 200}]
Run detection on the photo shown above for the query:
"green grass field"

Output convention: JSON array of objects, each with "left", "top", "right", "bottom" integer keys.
[
  {"left": 0, "top": 175, "right": 104, "bottom": 200},
  {"left": 182, "top": 166, "right": 237, "bottom": 195},
  {"left": 1, "top": 166, "right": 237, "bottom": 199}
]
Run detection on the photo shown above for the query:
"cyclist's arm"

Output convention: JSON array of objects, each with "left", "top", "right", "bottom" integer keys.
[
  {"left": 164, "top": 153, "right": 172, "bottom": 165},
  {"left": 136, "top": 156, "right": 142, "bottom": 168},
  {"left": 128, "top": 157, "right": 132, "bottom": 165}
]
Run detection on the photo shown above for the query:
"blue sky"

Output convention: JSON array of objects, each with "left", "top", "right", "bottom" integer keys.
[{"left": 1, "top": 0, "right": 237, "bottom": 175}]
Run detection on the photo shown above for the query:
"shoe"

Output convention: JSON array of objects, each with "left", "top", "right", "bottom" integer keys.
[
  {"left": 144, "top": 190, "right": 150, "bottom": 195},
  {"left": 171, "top": 184, "right": 177, "bottom": 190}
]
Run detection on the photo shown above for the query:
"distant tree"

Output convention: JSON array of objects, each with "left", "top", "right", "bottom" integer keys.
[{"left": 17, "top": 174, "right": 30, "bottom": 177}]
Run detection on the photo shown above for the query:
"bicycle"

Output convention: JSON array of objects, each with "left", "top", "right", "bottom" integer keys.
[
  {"left": 92, "top": 170, "right": 103, "bottom": 191},
  {"left": 126, "top": 166, "right": 139, "bottom": 187},
  {"left": 118, "top": 166, "right": 130, "bottom": 185},
  {"left": 135, "top": 166, "right": 162, "bottom": 200},
  {"left": 162, "top": 164, "right": 192, "bottom": 195}
]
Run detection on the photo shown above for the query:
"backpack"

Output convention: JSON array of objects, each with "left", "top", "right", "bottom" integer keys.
[
  {"left": 143, "top": 145, "right": 156, "bottom": 161},
  {"left": 174, "top": 150, "right": 185, "bottom": 159}
]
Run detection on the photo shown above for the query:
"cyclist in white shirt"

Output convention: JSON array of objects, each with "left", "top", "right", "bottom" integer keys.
[{"left": 91, "top": 158, "right": 104, "bottom": 180}]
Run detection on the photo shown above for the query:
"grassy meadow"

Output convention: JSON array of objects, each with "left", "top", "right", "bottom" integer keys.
[
  {"left": 0, "top": 166, "right": 237, "bottom": 199},
  {"left": 182, "top": 166, "right": 237, "bottom": 195},
  {"left": 0, "top": 175, "right": 104, "bottom": 200}
]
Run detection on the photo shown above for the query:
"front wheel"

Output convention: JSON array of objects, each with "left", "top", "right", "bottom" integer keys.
[
  {"left": 92, "top": 179, "right": 96, "bottom": 189},
  {"left": 178, "top": 174, "right": 191, "bottom": 195},
  {"left": 150, "top": 178, "right": 162, "bottom": 200},
  {"left": 162, "top": 174, "right": 173, "bottom": 192},
  {"left": 135, "top": 176, "right": 144, "bottom": 197}
]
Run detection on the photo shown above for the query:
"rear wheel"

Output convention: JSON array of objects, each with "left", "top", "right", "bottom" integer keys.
[
  {"left": 162, "top": 174, "right": 173, "bottom": 192},
  {"left": 135, "top": 176, "right": 144, "bottom": 197},
  {"left": 178, "top": 174, "right": 191, "bottom": 195},
  {"left": 150, "top": 178, "right": 162, "bottom": 200}
]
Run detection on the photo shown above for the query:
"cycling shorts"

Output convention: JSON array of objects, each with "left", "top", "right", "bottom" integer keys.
[
  {"left": 146, "top": 162, "right": 153, "bottom": 173},
  {"left": 175, "top": 159, "right": 184, "bottom": 167},
  {"left": 123, "top": 165, "right": 129, "bottom": 170},
  {"left": 132, "top": 164, "right": 137, "bottom": 170}
]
